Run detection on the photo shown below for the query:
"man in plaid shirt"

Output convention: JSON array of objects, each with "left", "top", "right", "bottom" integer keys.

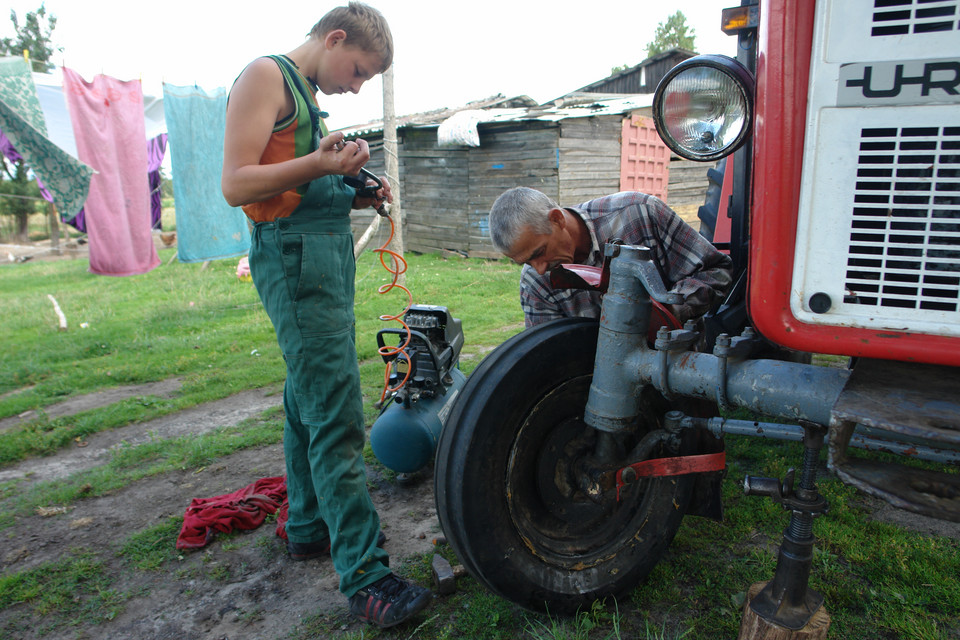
[{"left": 489, "top": 187, "right": 733, "bottom": 328}]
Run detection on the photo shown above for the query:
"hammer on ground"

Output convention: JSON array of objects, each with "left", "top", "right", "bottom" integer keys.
[{"left": 431, "top": 554, "right": 466, "bottom": 595}]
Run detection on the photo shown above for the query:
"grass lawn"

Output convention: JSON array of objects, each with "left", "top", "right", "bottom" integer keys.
[{"left": 0, "top": 246, "right": 957, "bottom": 639}]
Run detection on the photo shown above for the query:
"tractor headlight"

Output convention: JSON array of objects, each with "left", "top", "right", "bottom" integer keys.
[{"left": 652, "top": 55, "right": 754, "bottom": 162}]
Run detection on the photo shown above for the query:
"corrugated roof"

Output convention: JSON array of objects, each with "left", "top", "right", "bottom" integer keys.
[
  {"left": 570, "top": 48, "right": 697, "bottom": 95},
  {"left": 338, "top": 93, "right": 654, "bottom": 139}
]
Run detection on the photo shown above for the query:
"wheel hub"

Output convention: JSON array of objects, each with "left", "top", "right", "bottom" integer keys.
[{"left": 505, "top": 376, "right": 655, "bottom": 566}]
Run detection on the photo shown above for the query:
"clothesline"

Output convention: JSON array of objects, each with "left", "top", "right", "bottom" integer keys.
[{"left": 0, "top": 192, "right": 45, "bottom": 202}]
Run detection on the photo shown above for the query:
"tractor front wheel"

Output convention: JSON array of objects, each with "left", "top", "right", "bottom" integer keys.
[{"left": 434, "top": 318, "right": 692, "bottom": 613}]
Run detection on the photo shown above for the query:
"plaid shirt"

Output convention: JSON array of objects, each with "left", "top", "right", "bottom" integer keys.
[{"left": 520, "top": 192, "right": 733, "bottom": 327}]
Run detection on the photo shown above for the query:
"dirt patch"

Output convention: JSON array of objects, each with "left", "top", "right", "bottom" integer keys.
[
  {"left": 0, "top": 379, "right": 184, "bottom": 434},
  {"left": 0, "top": 386, "right": 278, "bottom": 488},
  {"left": 862, "top": 494, "right": 960, "bottom": 541},
  {"left": 1, "top": 231, "right": 175, "bottom": 265},
  {"left": 0, "top": 382, "right": 442, "bottom": 640},
  {"left": 1, "top": 239, "right": 90, "bottom": 264}
]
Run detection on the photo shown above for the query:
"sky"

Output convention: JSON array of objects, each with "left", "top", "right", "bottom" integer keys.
[{"left": 7, "top": 0, "right": 739, "bottom": 132}]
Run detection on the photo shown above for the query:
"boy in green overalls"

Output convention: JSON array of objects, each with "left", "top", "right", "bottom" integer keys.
[{"left": 221, "top": 2, "right": 431, "bottom": 629}]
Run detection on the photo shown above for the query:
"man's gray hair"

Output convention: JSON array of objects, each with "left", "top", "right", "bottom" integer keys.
[{"left": 488, "top": 187, "right": 558, "bottom": 254}]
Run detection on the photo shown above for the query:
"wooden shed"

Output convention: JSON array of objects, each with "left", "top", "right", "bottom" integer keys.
[{"left": 343, "top": 92, "right": 712, "bottom": 258}]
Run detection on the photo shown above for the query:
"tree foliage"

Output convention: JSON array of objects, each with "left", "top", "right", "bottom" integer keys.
[
  {"left": 0, "top": 158, "right": 42, "bottom": 233},
  {"left": 645, "top": 11, "right": 696, "bottom": 58},
  {"left": 0, "top": 4, "right": 59, "bottom": 72},
  {"left": 0, "top": 4, "right": 58, "bottom": 240}
]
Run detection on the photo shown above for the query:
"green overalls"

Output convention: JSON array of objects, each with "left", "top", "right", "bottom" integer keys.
[{"left": 246, "top": 55, "right": 390, "bottom": 596}]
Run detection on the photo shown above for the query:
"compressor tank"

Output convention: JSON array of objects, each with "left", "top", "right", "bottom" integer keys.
[{"left": 370, "top": 367, "right": 468, "bottom": 473}]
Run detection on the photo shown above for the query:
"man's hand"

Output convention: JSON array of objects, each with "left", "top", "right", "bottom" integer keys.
[{"left": 668, "top": 303, "right": 691, "bottom": 324}]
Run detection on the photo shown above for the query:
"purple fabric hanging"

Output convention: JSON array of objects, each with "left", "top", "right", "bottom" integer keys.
[
  {"left": 147, "top": 133, "right": 167, "bottom": 229},
  {"left": 2, "top": 128, "right": 88, "bottom": 231},
  {"left": 65, "top": 205, "right": 87, "bottom": 232},
  {"left": 0, "top": 128, "right": 53, "bottom": 202}
]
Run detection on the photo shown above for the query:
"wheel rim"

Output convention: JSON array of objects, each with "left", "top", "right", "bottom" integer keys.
[{"left": 505, "top": 375, "right": 661, "bottom": 569}]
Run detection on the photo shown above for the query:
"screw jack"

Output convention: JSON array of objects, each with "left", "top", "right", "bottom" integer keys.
[{"left": 744, "top": 420, "right": 829, "bottom": 630}]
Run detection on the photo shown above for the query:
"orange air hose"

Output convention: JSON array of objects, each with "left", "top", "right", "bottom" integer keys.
[{"left": 374, "top": 213, "right": 414, "bottom": 403}]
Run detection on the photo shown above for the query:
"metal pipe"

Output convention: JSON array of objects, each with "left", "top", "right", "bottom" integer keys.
[
  {"left": 701, "top": 417, "right": 960, "bottom": 465},
  {"left": 633, "top": 348, "right": 850, "bottom": 427},
  {"left": 584, "top": 245, "right": 656, "bottom": 433},
  {"left": 715, "top": 334, "right": 731, "bottom": 409},
  {"left": 584, "top": 243, "right": 852, "bottom": 431}
]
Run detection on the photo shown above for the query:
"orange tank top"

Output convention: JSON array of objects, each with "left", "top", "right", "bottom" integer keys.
[{"left": 241, "top": 55, "right": 329, "bottom": 223}]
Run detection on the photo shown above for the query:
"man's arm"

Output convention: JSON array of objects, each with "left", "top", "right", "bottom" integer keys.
[
  {"left": 520, "top": 266, "right": 603, "bottom": 328},
  {"left": 650, "top": 198, "right": 733, "bottom": 323},
  {"left": 520, "top": 277, "right": 565, "bottom": 328}
]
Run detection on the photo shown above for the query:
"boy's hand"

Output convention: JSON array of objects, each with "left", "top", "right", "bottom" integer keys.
[
  {"left": 353, "top": 175, "right": 392, "bottom": 211},
  {"left": 316, "top": 132, "right": 369, "bottom": 177}
]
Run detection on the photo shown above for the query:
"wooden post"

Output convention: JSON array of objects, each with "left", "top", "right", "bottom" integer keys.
[
  {"left": 381, "top": 64, "right": 404, "bottom": 287},
  {"left": 353, "top": 212, "right": 381, "bottom": 260},
  {"left": 737, "top": 581, "right": 831, "bottom": 640},
  {"left": 47, "top": 294, "right": 68, "bottom": 331},
  {"left": 47, "top": 202, "right": 61, "bottom": 255}
]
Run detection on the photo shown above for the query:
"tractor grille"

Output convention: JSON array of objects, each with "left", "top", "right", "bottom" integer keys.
[
  {"left": 845, "top": 126, "right": 960, "bottom": 312},
  {"left": 789, "top": 0, "right": 960, "bottom": 336},
  {"left": 871, "top": 0, "right": 960, "bottom": 37}
]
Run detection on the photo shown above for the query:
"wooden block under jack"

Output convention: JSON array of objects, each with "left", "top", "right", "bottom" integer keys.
[{"left": 737, "top": 581, "right": 831, "bottom": 640}]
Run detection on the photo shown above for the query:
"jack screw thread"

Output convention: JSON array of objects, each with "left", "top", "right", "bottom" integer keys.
[{"left": 788, "top": 444, "right": 821, "bottom": 540}]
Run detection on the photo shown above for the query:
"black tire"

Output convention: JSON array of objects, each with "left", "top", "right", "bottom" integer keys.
[{"left": 434, "top": 318, "right": 693, "bottom": 614}]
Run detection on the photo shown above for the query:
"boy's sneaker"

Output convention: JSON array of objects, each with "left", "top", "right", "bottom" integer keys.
[
  {"left": 287, "top": 530, "right": 387, "bottom": 561},
  {"left": 348, "top": 573, "right": 431, "bottom": 628}
]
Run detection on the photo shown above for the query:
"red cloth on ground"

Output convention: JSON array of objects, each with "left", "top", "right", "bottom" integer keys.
[{"left": 176, "top": 476, "right": 288, "bottom": 549}]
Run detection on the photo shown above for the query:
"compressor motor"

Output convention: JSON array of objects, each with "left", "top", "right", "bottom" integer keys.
[{"left": 370, "top": 305, "right": 467, "bottom": 474}]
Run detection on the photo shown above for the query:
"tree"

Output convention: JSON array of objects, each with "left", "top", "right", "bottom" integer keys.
[
  {"left": 645, "top": 11, "right": 696, "bottom": 58},
  {"left": 0, "top": 4, "right": 59, "bottom": 72},
  {"left": 0, "top": 159, "right": 42, "bottom": 241},
  {"left": 0, "top": 4, "right": 58, "bottom": 241}
]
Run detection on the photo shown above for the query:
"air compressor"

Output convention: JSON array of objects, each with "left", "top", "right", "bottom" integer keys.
[{"left": 370, "top": 304, "right": 466, "bottom": 474}]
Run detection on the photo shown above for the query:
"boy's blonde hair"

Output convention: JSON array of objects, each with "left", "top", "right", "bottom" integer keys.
[{"left": 309, "top": 2, "right": 393, "bottom": 72}]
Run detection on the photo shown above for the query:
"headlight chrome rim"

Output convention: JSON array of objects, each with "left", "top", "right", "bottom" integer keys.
[{"left": 652, "top": 54, "right": 755, "bottom": 162}]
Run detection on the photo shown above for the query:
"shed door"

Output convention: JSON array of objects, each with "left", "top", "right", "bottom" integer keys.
[{"left": 619, "top": 115, "right": 669, "bottom": 201}]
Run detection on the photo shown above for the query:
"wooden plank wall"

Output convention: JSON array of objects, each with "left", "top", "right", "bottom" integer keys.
[
  {"left": 398, "top": 128, "right": 471, "bottom": 255},
  {"left": 664, "top": 155, "right": 714, "bottom": 229},
  {"left": 558, "top": 116, "right": 622, "bottom": 206},
  {"left": 466, "top": 123, "right": 560, "bottom": 257}
]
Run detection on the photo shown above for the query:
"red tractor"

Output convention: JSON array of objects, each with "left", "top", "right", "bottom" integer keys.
[{"left": 433, "top": 0, "right": 960, "bottom": 630}]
